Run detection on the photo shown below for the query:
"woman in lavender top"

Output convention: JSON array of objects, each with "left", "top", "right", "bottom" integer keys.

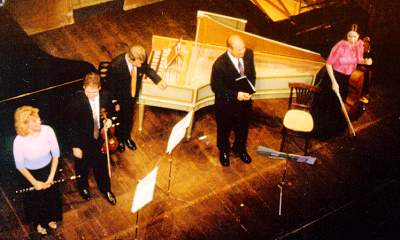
[{"left": 13, "top": 106, "right": 62, "bottom": 236}]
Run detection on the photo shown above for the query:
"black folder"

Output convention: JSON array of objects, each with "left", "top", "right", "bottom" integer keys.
[{"left": 234, "top": 75, "right": 256, "bottom": 94}]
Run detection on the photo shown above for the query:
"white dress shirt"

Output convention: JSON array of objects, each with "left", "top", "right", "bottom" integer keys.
[
  {"left": 89, "top": 95, "right": 100, "bottom": 128},
  {"left": 227, "top": 51, "right": 244, "bottom": 74}
]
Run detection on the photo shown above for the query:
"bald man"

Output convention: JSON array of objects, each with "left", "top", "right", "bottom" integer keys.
[{"left": 211, "top": 35, "right": 256, "bottom": 167}]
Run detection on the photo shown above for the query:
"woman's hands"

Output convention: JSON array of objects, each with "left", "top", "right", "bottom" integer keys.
[
  {"left": 326, "top": 64, "right": 340, "bottom": 93},
  {"left": 45, "top": 175, "right": 55, "bottom": 188},
  {"left": 364, "top": 58, "right": 373, "bottom": 65},
  {"left": 33, "top": 180, "right": 51, "bottom": 190}
]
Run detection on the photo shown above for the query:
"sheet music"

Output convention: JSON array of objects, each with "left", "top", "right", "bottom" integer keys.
[
  {"left": 234, "top": 75, "right": 256, "bottom": 93},
  {"left": 166, "top": 111, "right": 193, "bottom": 154},
  {"left": 256, "top": 146, "right": 316, "bottom": 165},
  {"left": 131, "top": 164, "right": 160, "bottom": 213}
]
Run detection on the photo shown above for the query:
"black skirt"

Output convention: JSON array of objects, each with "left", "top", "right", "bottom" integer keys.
[
  {"left": 22, "top": 163, "right": 62, "bottom": 226},
  {"left": 313, "top": 70, "right": 350, "bottom": 138}
]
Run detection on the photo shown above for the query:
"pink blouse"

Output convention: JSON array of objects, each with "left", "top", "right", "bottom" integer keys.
[{"left": 326, "top": 40, "right": 364, "bottom": 75}]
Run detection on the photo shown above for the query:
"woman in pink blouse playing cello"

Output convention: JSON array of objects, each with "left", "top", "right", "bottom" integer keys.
[
  {"left": 326, "top": 24, "right": 372, "bottom": 102},
  {"left": 315, "top": 24, "right": 372, "bottom": 138}
]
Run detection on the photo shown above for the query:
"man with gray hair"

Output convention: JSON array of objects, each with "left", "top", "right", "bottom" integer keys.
[{"left": 107, "top": 44, "right": 167, "bottom": 152}]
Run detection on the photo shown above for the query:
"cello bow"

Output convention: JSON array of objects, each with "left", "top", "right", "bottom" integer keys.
[{"left": 334, "top": 89, "right": 356, "bottom": 136}]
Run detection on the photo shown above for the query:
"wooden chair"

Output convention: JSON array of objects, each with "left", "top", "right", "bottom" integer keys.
[{"left": 280, "top": 82, "right": 320, "bottom": 155}]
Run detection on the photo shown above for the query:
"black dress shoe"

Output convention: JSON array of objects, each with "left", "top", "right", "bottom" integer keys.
[
  {"left": 79, "top": 188, "right": 91, "bottom": 201},
  {"left": 104, "top": 191, "right": 117, "bottom": 205},
  {"left": 125, "top": 138, "right": 137, "bottom": 150},
  {"left": 237, "top": 151, "right": 252, "bottom": 164},
  {"left": 117, "top": 142, "right": 125, "bottom": 152},
  {"left": 219, "top": 151, "right": 230, "bottom": 167}
]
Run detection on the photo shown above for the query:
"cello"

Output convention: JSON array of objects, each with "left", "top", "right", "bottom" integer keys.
[{"left": 345, "top": 36, "right": 372, "bottom": 121}]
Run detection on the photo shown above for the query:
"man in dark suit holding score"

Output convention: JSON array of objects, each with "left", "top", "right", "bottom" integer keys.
[{"left": 211, "top": 35, "right": 256, "bottom": 167}]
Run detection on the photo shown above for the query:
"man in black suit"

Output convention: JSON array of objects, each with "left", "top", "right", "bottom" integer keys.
[
  {"left": 66, "top": 72, "right": 117, "bottom": 205},
  {"left": 211, "top": 35, "right": 256, "bottom": 167},
  {"left": 106, "top": 44, "right": 167, "bottom": 152}
]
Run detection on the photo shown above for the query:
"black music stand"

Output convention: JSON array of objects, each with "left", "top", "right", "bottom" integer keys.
[{"left": 256, "top": 145, "right": 316, "bottom": 215}]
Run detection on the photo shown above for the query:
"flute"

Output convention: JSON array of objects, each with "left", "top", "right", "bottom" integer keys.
[{"left": 15, "top": 175, "right": 80, "bottom": 194}]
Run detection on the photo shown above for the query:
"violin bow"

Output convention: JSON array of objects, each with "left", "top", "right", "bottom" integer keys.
[
  {"left": 334, "top": 89, "right": 356, "bottom": 136},
  {"left": 15, "top": 175, "right": 81, "bottom": 194},
  {"left": 103, "top": 119, "right": 112, "bottom": 178}
]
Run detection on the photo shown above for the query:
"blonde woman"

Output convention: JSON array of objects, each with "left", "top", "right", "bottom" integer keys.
[{"left": 13, "top": 106, "right": 62, "bottom": 236}]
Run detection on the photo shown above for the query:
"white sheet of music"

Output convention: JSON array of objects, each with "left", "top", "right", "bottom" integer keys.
[
  {"left": 131, "top": 164, "right": 160, "bottom": 213},
  {"left": 166, "top": 111, "right": 193, "bottom": 154}
]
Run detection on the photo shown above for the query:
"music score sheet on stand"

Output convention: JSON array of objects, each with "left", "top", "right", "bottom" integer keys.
[
  {"left": 131, "top": 164, "right": 160, "bottom": 213},
  {"left": 166, "top": 111, "right": 193, "bottom": 154}
]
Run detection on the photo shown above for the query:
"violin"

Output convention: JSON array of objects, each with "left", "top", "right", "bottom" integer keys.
[{"left": 100, "top": 107, "right": 119, "bottom": 154}]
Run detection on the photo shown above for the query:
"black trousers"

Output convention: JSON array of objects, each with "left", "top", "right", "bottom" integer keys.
[
  {"left": 117, "top": 98, "right": 135, "bottom": 141},
  {"left": 215, "top": 100, "right": 252, "bottom": 153},
  {"left": 75, "top": 139, "right": 110, "bottom": 193},
  {"left": 23, "top": 163, "right": 62, "bottom": 226}
]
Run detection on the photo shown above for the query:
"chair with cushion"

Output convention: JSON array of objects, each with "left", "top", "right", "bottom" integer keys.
[{"left": 280, "top": 82, "right": 320, "bottom": 155}]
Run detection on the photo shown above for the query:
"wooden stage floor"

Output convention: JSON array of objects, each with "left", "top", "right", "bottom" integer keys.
[{"left": 1, "top": 0, "right": 399, "bottom": 239}]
